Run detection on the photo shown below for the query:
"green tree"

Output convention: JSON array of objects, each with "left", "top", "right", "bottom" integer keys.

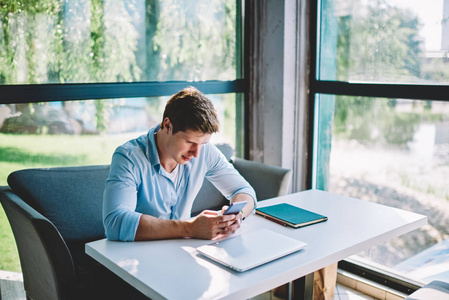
[
  {"left": 334, "top": 1, "right": 423, "bottom": 145},
  {"left": 151, "top": 0, "right": 236, "bottom": 81},
  {"left": 1, "top": 0, "right": 237, "bottom": 134},
  {"left": 339, "top": 2, "right": 422, "bottom": 82},
  {"left": 0, "top": 0, "right": 142, "bottom": 133}
]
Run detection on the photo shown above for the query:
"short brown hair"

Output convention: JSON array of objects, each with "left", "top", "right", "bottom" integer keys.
[{"left": 161, "top": 86, "right": 220, "bottom": 134}]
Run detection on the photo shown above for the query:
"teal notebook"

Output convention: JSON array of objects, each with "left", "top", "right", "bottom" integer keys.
[{"left": 256, "top": 203, "right": 328, "bottom": 228}]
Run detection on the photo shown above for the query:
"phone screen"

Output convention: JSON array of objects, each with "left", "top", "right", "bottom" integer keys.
[{"left": 223, "top": 201, "right": 247, "bottom": 215}]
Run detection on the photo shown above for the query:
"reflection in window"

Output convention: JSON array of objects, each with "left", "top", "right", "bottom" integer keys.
[
  {"left": 0, "top": 0, "right": 239, "bottom": 84},
  {"left": 315, "top": 94, "right": 449, "bottom": 284}
]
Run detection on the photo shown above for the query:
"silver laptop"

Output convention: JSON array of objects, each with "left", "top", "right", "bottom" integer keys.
[{"left": 196, "top": 228, "right": 307, "bottom": 272}]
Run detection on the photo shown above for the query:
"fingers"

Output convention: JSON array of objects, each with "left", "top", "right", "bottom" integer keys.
[
  {"left": 208, "top": 214, "right": 240, "bottom": 236},
  {"left": 220, "top": 205, "right": 229, "bottom": 215},
  {"left": 236, "top": 211, "right": 244, "bottom": 222},
  {"left": 202, "top": 210, "right": 219, "bottom": 216},
  {"left": 193, "top": 210, "right": 242, "bottom": 240},
  {"left": 200, "top": 211, "right": 236, "bottom": 226},
  {"left": 217, "top": 216, "right": 241, "bottom": 232}
]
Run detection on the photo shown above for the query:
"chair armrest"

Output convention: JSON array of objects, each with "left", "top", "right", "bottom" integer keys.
[
  {"left": 0, "top": 189, "right": 75, "bottom": 300},
  {"left": 233, "top": 158, "right": 292, "bottom": 201}
]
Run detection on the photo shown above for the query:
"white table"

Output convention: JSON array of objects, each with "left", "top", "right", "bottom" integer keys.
[{"left": 86, "top": 189, "right": 427, "bottom": 300}]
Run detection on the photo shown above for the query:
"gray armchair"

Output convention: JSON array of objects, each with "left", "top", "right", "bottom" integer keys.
[
  {"left": 0, "top": 145, "right": 292, "bottom": 300},
  {"left": 0, "top": 166, "right": 136, "bottom": 300}
]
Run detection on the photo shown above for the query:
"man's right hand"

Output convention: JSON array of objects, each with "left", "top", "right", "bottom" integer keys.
[{"left": 185, "top": 210, "right": 241, "bottom": 240}]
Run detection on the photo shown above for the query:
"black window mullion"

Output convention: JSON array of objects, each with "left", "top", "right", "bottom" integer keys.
[
  {"left": 0, "top": 80, "right": 247, "bottom": 104},
  {"left": 313, "top": 80, "right": 449, "bottom": 102},
  {"left": 306, "top": 0, "right": 319, "bottom": 190}
]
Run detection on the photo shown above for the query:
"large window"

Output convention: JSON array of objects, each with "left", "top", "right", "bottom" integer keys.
[
  {"left": 312, "top": 0, "right": 449, "bottom": 291},
  {"left": 0, "top": 0, "right": 246, "bottom": 273}
]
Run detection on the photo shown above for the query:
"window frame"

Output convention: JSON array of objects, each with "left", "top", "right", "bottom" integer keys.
[
  {"left": 0, "top": 80, "right": 247, "bottom": 104},
  {"left": 307, "top": 0, "right": 449, "bottom": 294}
]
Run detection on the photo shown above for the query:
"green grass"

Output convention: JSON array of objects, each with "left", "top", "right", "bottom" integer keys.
[
  {"left": 0, "top": 132, "right": 137, "bottom": 272},
  {"left": 0, "top": 133, "right": 135, "bottom": 185},
  {"left": 0, "top": 206, "right": 20, "bottom": 272}
]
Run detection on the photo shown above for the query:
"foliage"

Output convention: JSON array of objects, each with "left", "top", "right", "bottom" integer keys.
[
  {"left": 333, "top": 96, "right": 421, "bottom": 146},
  {"left": 0, "top": 0, "right": 142, "bottom": 132},
  {"left": 0, "top": 0, "right": 238, "bottom": 134},
  {"left": 333, "top": 0, "right": 425, "bottom": 146},
  {"left": 337, "top": 1, "right": 423, "bottom": 82},
  {"left": 422, "top": 57, "right": 449, "bottom": 83},
  {"left": 0, "top": 0, "right": 141, "bottom": 84},
  {"left": 152, "top": 0, "right": 236, "bottom": 81}
]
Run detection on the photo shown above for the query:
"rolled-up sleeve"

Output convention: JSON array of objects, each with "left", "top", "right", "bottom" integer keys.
[
  {"left": 205, "top": 145, "right": 257, "bottom": 209},
  {"left": 103, "top": 150, "right": 142, "bottom": 241}
]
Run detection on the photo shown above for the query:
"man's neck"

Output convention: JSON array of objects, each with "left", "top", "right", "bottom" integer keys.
[{"left": 155, "top": 130, "right": 178, "bottom": 173}]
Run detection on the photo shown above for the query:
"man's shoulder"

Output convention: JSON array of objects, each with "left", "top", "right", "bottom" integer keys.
[
  {"left": 200, "top": 143, "right": 220, "bottom": 158},
  {"left": 114, "top": 132, "right": 153, "bottom": 162},
  {"left": 198, "top": 143, "right": 233, "bottom": 168},
  {"left": 116, "top": 135, "right": 146, "bottom": 153},
  {"left": 213, "top": 143, "right": 234, "bottom": 161}
]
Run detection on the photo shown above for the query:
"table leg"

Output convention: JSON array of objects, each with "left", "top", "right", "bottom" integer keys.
[
  {"left": 291, "top": 273, "right": 314, "bottom": 300},
  {"left": 287, "top": 281, "right": 293, "bottom": 299}
]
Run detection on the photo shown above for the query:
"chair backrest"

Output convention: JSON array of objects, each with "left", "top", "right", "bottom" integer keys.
[
  {"left": 0, "top": 188, "right": 75, "bottom": 300},
  {"left": 233, "top": 158, "right": 292, "bottom": 200},
  {"left": 7, "top": 165, "right": 110, "bottom": 244}
]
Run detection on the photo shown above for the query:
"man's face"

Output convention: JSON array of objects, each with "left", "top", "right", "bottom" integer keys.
[{"left": 167, "top": 128, "right": 212, "bottom": 165}]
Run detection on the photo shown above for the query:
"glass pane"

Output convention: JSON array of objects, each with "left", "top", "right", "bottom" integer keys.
[
  {"left": 315, "top": 94, "right": 449, "bottom": 284},
  {"left": 0, "top": 0, "right": 240, "bottom": 84},
  {"left": 318, "top": 0, "right": 449, "bottom": 84}
]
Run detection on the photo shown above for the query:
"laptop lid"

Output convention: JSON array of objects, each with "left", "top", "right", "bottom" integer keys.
[{"left": 196, "top": 228, "right": 307, "bottom": 272}]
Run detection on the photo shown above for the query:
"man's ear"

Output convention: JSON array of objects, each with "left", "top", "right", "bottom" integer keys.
[{"left": 163, "top": 118, "right": 171, "bottom": 133}]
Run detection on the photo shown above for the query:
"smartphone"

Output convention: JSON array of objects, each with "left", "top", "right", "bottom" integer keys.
[{"left": 223, "top": 201, "right": 248, "bottom": 215}]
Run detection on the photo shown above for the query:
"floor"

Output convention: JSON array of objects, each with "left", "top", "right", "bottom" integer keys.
[
  {"left": 333, "top": 284, "right": 380, "bottom": 300},
  {"left": 251, "top": 284, "right": 380, "bottom": 300},
  {"left": 0, "top": 271, "right": 25, "bottom": 300},
  {"left": 0, "top": 270, "right": 382, "bottom": 300}
]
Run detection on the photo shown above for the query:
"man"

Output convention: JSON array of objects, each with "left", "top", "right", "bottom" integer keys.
[{"left": 103, "top": 86, "right": 256, "bottom": 241}]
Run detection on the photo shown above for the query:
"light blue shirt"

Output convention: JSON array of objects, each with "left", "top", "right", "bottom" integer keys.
[{"left": 103, "top": 124, "right": 257, "bottom": 241}]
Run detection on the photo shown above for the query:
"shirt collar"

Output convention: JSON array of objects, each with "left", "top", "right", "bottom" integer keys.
[{"left": 147, "top": 124, "right": 161, "bottom": 168}]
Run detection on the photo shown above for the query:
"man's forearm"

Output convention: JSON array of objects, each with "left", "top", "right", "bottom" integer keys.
[
  {"left": 134, "top": 214, "right": 190, "bottom": 241},
  {"left": 134, "top": 210, "right": 241, "bottom": 241},
  {"left": 231, "top": 193, "right": 256, "bottom": 218}
]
